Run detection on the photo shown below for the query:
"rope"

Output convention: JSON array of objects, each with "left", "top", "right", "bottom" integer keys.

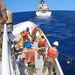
[{"left": 59, "top": 51, "right": 75, "bottom": 61}]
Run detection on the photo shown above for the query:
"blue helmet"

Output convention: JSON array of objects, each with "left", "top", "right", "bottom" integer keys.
[
  {"left": 25, "top": 42, "right": 32, "bottom": 48},
  {"left": 26, "top": 27, "right": 29, "bottom": 30}
]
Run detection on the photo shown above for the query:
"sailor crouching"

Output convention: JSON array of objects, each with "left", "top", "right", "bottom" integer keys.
[{"left": 6, "top": 10, "right": 13, "bottom": 33}]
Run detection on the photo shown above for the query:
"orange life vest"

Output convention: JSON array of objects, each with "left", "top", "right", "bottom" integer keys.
[
  {"left": 24, "top": 51, "right": 35, "bottom": 63},
  {"left": 33, "top": 27, "right": 38, "bottom": 33},
  {"left": 39, "top": 38, "right": 46, "bottom": 47},
  {"left": 23, "top": 30, "right": 29, "bottom": 37},
  {"left": 47, "top": 47, "right": 57, "bottom": 59}
]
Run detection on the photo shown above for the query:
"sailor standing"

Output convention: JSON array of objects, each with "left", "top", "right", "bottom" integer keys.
[
  {"left": 37, "top": 33, "right": 47, "bottom": 60},
  {"left": 42, "top": 41, "right": 59, "bottom": 75}
]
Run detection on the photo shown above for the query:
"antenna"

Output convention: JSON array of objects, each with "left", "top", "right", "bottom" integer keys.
[{"left": 40, "top": 0, "right": 45, "bottom": 4}]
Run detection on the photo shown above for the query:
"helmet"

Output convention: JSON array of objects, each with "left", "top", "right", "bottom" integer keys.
[
  {"left": 40, "top": 33, "right": 44, "bottom": 37},
  {"left": 25, "top": 42, "right": 32, "bottom": 48},
  {"left": 26, "top": 27, "right": 29, "bottom": 30},
  {"left": 53, "top": 41, "right": 59, "bottom": 46}
]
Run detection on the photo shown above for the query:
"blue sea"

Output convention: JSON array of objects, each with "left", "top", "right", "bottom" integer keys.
[{"left": 1, "top": 11, "right": 75, "bottom": 75}]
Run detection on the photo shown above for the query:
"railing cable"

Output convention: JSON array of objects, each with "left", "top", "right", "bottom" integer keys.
[{"left": 59, "top": 51, "right": 75, "bottom": 64}]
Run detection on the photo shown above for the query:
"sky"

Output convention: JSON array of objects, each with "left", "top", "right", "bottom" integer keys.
[{"left": 3, "top": 0, "right": 75, "bottom": 13}]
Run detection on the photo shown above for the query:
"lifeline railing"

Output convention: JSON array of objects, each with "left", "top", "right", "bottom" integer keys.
[{"left": 2, "top": 24, "right": 11, "bottom": 75}]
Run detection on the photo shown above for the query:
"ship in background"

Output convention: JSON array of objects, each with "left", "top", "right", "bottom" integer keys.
[{"left": 36, "top": 0, "right": 52, "bottom": 17}]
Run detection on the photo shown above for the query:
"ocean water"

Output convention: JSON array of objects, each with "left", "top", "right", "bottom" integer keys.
[{"left": 1, "top": 11, "right": 75, "bottom": 75}]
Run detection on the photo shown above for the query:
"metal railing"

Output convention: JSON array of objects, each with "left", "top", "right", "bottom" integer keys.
[
  {"left": 2, "top": 24, "right": 11, "bottom": 75},
  {"left": 2, "top": 24, "right": 16, "bottom": 75}
]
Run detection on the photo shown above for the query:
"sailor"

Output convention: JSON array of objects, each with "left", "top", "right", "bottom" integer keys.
[
  {"left": 12, "top": 32, "right": 24, "bottom": 57},
  {"left": 13, "top": 42, "right": 44, "bottom": 75},
  {"left": 22, "top": 27, "right": 32, "bottom": 47},
  {"left": 42, "top": 41, "right": 59, "bottom": 75},
  {"left": 18, "top": 31, "right": 24, "bottom": 47},
  {"left": 31, "top": 24, "right": 40, "bottom": 43},
  {"left": 6, "top": 10, "right": 13, "bottom": 33},
  {"left": 12, "top": 31, "right": 25, "bottom": 50},
  {"left": 37, "top": 33, "right": 47, "bottom": 60},
  {"left": 23, "top": 42, "right": 37, "bottom": 75},
  {"left": 0, "top": 0, "right": 8, "bottom": 60}
]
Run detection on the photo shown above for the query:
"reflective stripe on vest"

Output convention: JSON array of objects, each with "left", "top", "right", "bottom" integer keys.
[
  {"left": 47, "top": 47, "right": 57, "bottom": 59},
  {"left": 39, "top": 38, "right": 46, "bottom": 47}
]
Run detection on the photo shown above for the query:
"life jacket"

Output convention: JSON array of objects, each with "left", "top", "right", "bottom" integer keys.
[
  {"left": 23, "top": 30, "right": 29, "bottom": 37},
  {"left": 39, "top": 38, "right": 46, "bottom": 47},
  {"left": 33, "top": 27, "right": 38, "bottom": 33},
  {"left": 24, "top": 51, "right": 35, "bottom": 63},
  {"left": 47, "top": 47, "right": 57, "bottom": 59}
]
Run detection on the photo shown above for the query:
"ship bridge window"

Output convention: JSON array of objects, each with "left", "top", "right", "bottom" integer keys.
[
  {"left": 42, "top": 10, "right": 46, "bottom": 13},
  {"left": 39, "top": 7, "right": 42, "bottom": 9}
]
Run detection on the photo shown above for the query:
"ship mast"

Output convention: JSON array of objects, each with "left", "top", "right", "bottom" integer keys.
[{"left": 40, "top": 0, "right": 45, "bottom": 4}]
